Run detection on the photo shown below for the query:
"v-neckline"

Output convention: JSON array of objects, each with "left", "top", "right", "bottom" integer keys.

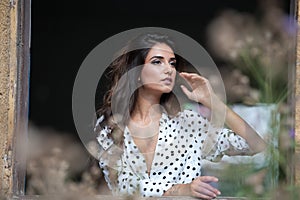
[{"left": 124, "top": 113, "right": 167, "bottom": 177}]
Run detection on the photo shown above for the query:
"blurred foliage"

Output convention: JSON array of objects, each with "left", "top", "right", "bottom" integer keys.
[
  {"left": 25, "top": 123, "right": 110, "bottom": 196},
  {"left": 206, "top": 0, "right": 295, "bottom": 105},
  {"left": 206, "top": 0, "right": 297, "bottom": 198}
]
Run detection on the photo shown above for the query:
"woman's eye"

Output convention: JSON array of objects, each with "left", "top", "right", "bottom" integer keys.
[
  {"left": 170, "top": 61, "right": 177, "bottom": 67},
  {"left": 151, "top": 60, "right": 162, "bottom": 65}
]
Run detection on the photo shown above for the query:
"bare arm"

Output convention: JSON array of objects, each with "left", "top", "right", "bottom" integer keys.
[{"left": 223, "top": 105, "right": 267, "bottom": 154}]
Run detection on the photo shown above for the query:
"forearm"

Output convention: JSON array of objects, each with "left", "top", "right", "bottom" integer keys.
[
  {"left": 224, "top": 105, "right": 267, "bottom": 153},
  {"left": 163, "top": 184, "right": 191, "bottom": 196},
  {"left": 210, "top": 96, "right": 266, "bottom": 154},
  {"left": 211, "top": 96, "right": 266, "bottom": 153}
]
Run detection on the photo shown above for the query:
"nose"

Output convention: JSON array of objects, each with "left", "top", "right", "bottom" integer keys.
[{"left": 164, "top": 63, "right": 174, "bottom": 74}]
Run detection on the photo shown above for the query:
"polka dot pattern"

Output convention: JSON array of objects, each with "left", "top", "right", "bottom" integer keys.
[{"left": 97, "top": 109, "right": 250, "bottom": 197}]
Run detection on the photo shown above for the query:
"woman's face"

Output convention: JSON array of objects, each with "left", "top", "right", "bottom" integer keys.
[{"left": 140, "top": 43, "right": 177, "bottom": 94}]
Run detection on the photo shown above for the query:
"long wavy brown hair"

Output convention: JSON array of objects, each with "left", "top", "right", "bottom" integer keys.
[{"left": 95, "top": 32, "right": 187, "bottom": 147}]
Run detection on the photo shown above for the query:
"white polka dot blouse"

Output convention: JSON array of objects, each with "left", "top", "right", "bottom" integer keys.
[{"left": 96, "top": 109, "right": 250, "bottom": 197}]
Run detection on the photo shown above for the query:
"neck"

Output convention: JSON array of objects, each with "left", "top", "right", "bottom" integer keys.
[{"left": 131, "top": 89, "right": 162, "bottom": 123}]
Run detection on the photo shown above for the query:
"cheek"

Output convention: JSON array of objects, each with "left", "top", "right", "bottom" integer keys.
[
  {"left": 140, "top": 66, "right": 160, "bottom": 83},
  {"left": 172, "top": 70, "right": 176, "bottom": 79}
]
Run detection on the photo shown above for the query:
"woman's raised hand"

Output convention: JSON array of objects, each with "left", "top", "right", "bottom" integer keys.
[{"left": 179, "top": 72, "right": 216, "bottom": 109}]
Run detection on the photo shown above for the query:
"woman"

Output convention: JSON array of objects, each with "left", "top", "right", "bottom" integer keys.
[{"left": 94, "top": 32, "right": 266, "bottom": 199}]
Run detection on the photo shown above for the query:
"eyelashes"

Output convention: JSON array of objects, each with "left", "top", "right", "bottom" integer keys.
[
  {"left": 150, "top": 59, "right": 177, "bottom": 67},
  {"left": 170, "top": 61, "right": 177, "bottom": 67},
  {"left": 151, "top": 60, "right": 162, "bottom": 65}
]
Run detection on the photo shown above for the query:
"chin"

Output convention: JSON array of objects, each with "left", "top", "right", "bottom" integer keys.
[
  {"left": 143, "top": 84, "right": 174, "bottom": 94},
  {"left": 161, "top": 87, "right": 173, "bottom": 93}
]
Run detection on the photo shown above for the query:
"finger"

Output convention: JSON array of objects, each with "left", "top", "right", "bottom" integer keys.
[
  {"left": 180, "top": 72, "right": 203, "bottom": 80},
  {"left": 195, "top": 177, "right": 221, "bottom": 195},
  {"left": 179, "top": 73, "right": 192, "bottom": 83},
  {"left": 198, "top": 176, "right": 219, "bottom": 183},
  {"left": 179, "top": 72, "right": 197, "bottom": 81},
  {"left": 180, "top": 85, "right": 193, "bottom": 100},
  {"left": 180, "top": 72, "right": 199, "bottom": 77},
  {"left": 192, "top": 185, "right": 218, "bottom": 199},
  {"left": 192, "top": 191, "right": 215, "bottom": 200},
  {"left": 198, "top": 181, "right": 221, "bottom": 196},
  {"left": 180, "top": 74, "right": 206, "bottom": 87}
]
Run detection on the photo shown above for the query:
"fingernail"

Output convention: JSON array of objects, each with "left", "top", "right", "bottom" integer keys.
[{"left": 217, "top": 191, "right": 221, "bottom": 195}]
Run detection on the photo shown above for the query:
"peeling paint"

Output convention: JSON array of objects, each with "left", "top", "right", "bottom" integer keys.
[
  {"left": 3, "top": 150, "right": 13, "bottom": 169},
  {"left": 9, "top": 0, "right": 16, "bottom": 8}
]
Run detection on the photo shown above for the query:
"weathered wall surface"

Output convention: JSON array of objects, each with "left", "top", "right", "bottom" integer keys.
[{"left": 0, "top": 0, "right": 19, "bottom": 196}]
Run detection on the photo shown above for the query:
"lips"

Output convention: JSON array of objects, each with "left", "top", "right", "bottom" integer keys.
[{"left": 161, "top": 77, "right": 173, "bottom": 85}]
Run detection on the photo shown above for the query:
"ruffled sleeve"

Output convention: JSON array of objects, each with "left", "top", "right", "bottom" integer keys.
[
  {"left": 96, "top": 126, "right": 114, "bottom": 151},
  {"left": 202, "top": 126, "right": 250, "bottom": 162},
  {"left": 94, "top": 116, "right": 121, "bottom": 193},
  {"left": 180, "top": 110, "right": 250, "bottom": 162}
]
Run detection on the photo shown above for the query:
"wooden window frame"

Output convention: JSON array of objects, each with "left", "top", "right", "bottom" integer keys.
[{"left": 0, "top": 0, "right": 30, "bottom": 196}]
